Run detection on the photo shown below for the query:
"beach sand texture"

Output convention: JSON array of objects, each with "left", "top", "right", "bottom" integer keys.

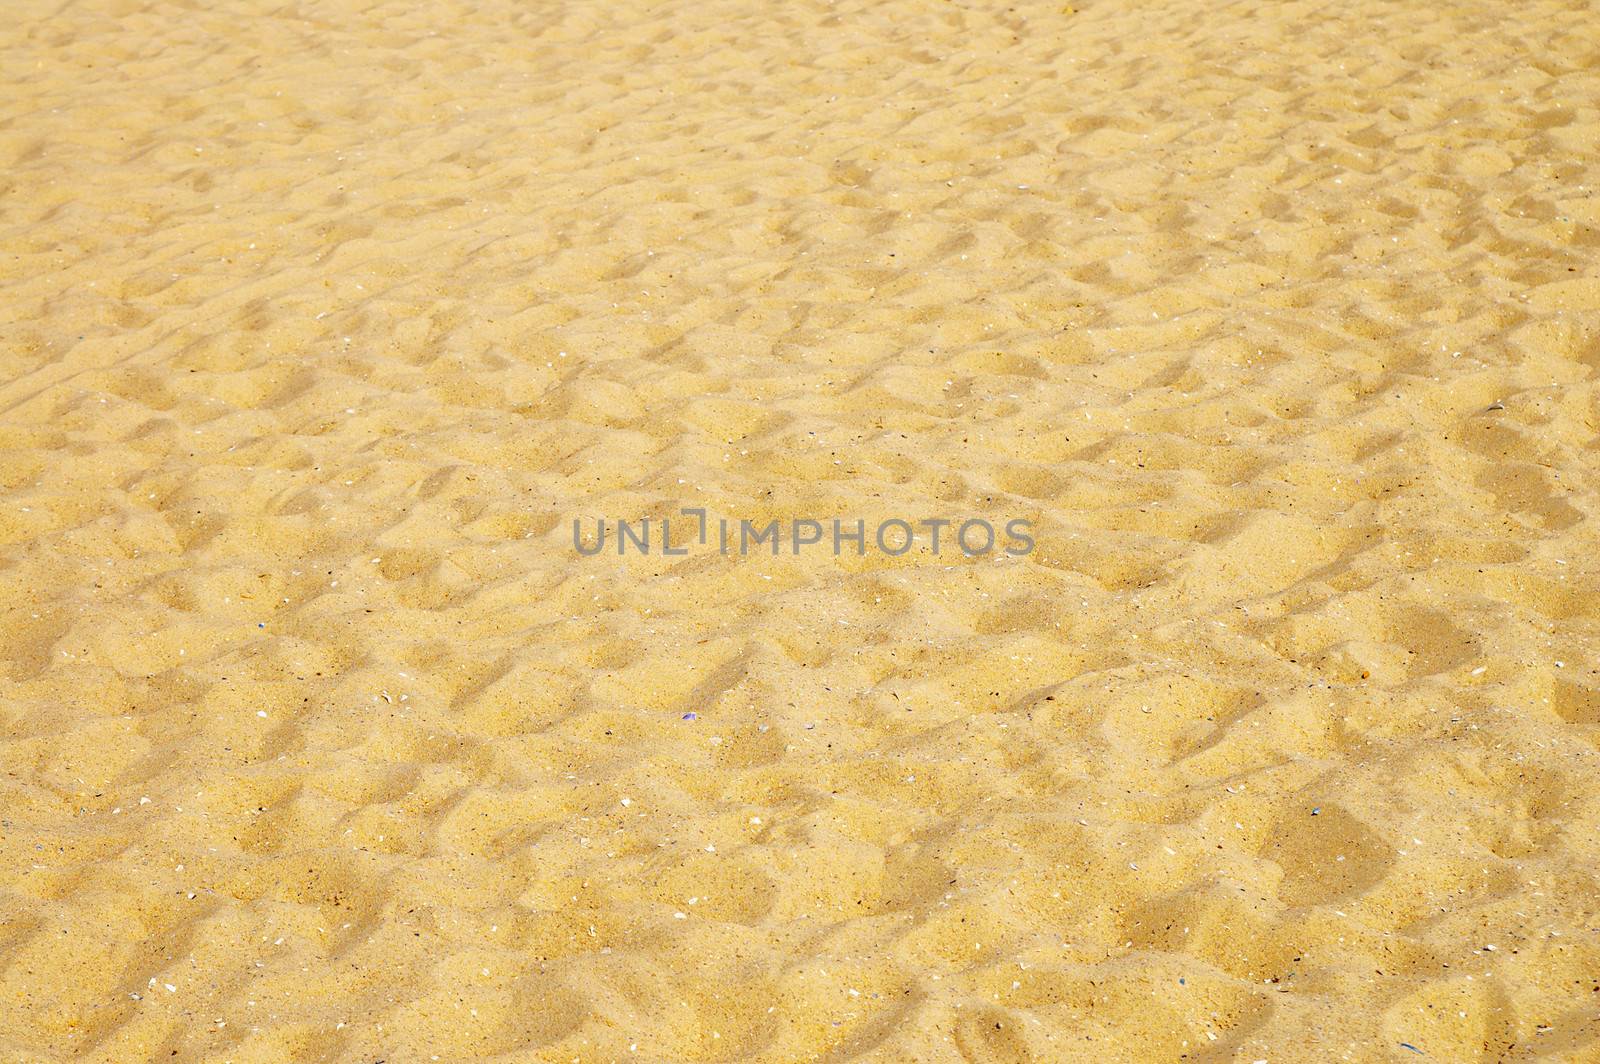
[{"left": 4, "top": 0, "right": 1600, "bottom": 1059}]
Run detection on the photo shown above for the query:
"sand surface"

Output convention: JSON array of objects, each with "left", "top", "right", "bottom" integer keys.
[{"left": 4, "top": 0, "right": 1600, "bottom": 1060}]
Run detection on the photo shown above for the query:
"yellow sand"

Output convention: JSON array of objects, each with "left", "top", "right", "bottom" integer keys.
[{"left": 3, "top": 0, "right": 1599, "bottom": 1060}]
